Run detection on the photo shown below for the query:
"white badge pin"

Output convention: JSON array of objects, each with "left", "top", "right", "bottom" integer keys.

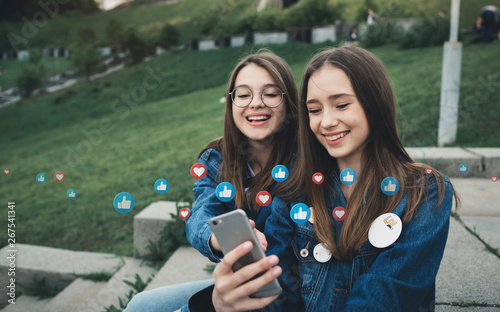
[
  {"left": 368, "top": 213, "right": 402, "bottom": 248},
  {"left": 313, "top": 243, "right": 332, "bottom": 263}
]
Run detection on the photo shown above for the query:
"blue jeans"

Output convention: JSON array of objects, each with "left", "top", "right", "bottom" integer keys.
[{"left": 124, "top": 279, "right": 214, "bottom": 312}]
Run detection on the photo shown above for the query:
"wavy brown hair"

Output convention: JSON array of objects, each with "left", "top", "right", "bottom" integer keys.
[
  {"left": 200, "top": 51, "right": 299, "bottom": 212},
  {"left": 286, "top": 45, "right": 459, "bottom": 260}
]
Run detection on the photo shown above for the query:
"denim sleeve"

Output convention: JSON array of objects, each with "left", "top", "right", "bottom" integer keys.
[
  {"left": 343, "top": 179, "right": 454, "bottom": 312},
  {"left": 253, "top": 198, "right": 302, "bottom": 312},
  {"left": 185, "top": 149, "right": 227, "bottom": 263}
]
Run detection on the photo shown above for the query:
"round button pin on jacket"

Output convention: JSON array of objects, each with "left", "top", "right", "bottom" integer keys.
[
  {"left": 368, "top": 213, "right": 402, "bottom": 248},
  {"left": 313, "top": 243, "right": 332, "bottom": 263}
]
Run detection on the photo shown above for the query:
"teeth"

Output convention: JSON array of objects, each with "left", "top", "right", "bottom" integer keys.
[
  {"left": 325, "top": 131, "right": 348, "bottom": 140},
  {"left": 247, "top": 116, "right": 269, "bottom": 121}
]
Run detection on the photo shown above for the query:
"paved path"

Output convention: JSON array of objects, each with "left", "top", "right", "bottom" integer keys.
[{"left": 435, "top": 178, "right": 500, "bottom": 311}]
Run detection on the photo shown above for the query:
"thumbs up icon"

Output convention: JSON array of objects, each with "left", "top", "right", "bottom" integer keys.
[
  {"left": 117, "top": 196, "right": 131, "bottom": 209},
  {"left": 343, "top": 171, "right": 354, "bottom": 182},
  {"left": 219, "top": 186, "right": 232, "bottom": 198},
  {"left": 157, "top": 181, "right": 167, "bottom": 191},
  {"left": 458, "top": 163, "right": 468, "bottom": 173},
  {"left": 67, "top": 189, "right": 77, "bottom": 199},
  {"left": 340, "top": 168, "right": 357, "bottom": 185},
  {"left": 384, "top": 181, "right": 396, "bottom": 192},
  {"left": 38, "top": 175, "right": 45, "bottom": 182},
  {"left": 290, "top": 203, "right": 311, "bottom": 224},
  {"left": 113, "top": 192, "right": 135, "bottom": 214},
  {"left": 216, "top": 182, "right": 235, "bottom": 202},
  {"left": 275, "top": 168, "right": 286, "bottom": 179},
  {"left": 36, "top": 173, "right": 46, "bottom": 184},
  {"left": 272, "top": 165, "right": 288, "bottom": 182},
  {"left": 294, "top": 207, "right": 308, "bottom": 220},
  {"left": 381, "top": 177, "right": 399, "bottom": 195},
  {"left": 154, "top": 179, "right": 169, "bottom": 194}
]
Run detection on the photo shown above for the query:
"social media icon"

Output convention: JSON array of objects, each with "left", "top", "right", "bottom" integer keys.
[
  {"left": 36, "top": 173, "right": 46, "bottom": 184},
  {"left": 154, "top": 178, "right": 169, "bottom": 194},
  {"left": 54, "top": 171, "right": 65, "bottom": 182},
  {"left": 114, "top": 192, "right": 135, "bottom": 214},
  {"left": 312, "top": 172, "right": 324, "bottom": 185},
  {"left": 313, "top": 243, "right": 332, "bottom": 263},
  {"left": 332, "top": 206, "right": 347, "bottom": 221},
  {"left": 4, "top": 169, "right": 9, "bottom": 175},
  {"left": 340, "top": 168, "right": 356, "bottom": 186},
  {"left": 381, "top": 177, "right": 399, "bottom": 196},
  {"left": 216, "top": 182, "right": 235, "bottom": 202},
  {"left": 272, "top": 165, "right": 289, "bottom": 182},
  {"left": 290, "top": 203, "right": 311, "bottom": 225},
  {"left": 179, "top": 208, "right": 191, "bottom": 220},
  {"left": 368, "top": 213, "right": 402, "bottom": 248},
  {"left": 458, "top": 163, "right": 468, "bottom": 173},
  {"left": 67, "top": 189, "right": 77, "bottom": 199},
  {"left": 492, "top": 176, "right": 498, "bottom": 182},
  {"left": 425, "top": 167, "right": 433, "bottom": 175},
  {"left": 256, "top": 191, "right": 272, "bottom": 207},
  {"left": 190, "top": 163, "right": 207, "bottom": 180}
]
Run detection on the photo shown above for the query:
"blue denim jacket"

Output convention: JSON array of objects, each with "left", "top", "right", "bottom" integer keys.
[
  {"left": 184, "top": 148, "right": 301, "bottom": 312},
  {"left": 291, "top": 173, "right": 453, "bottom": 312}
]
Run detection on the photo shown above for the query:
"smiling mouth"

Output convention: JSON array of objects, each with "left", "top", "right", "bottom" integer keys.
[
  {"left": 324, "top": 131, "right": 350, "bottom": 140},
  {"left": 246, "top": 115, "right": 270, "bottom": 122}
]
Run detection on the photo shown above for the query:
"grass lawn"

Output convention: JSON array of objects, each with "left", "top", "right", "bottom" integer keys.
[{"left": 0, "top": 40, "right": 499, "bottom": 256}]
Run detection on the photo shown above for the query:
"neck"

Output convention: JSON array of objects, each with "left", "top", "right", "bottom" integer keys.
[{"left": 247, "top": 140, "right": 274, "bottom": 175}]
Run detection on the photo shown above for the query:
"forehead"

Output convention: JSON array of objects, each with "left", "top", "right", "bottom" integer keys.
[
  {"left": 307, "top": 66, "right": 354, "bottom": 97},
  {"left": 235, "top": 64, "right": 276, "bottom": 87}
]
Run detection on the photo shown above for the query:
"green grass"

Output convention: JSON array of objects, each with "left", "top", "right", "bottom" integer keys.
[{"left": 0, "top": 41, "right": 499, "bottom": 256}]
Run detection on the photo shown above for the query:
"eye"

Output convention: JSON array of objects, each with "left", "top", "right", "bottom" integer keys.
[
  {"left": 308, "top": 108, "right": 322, "bottom": 114},
  {"left": 337, "top": 103, "right": 350, "bottom": 109}
]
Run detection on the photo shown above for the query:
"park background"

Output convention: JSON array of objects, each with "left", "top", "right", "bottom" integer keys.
[{"left": 0, "top": 0, "right": 499, "bottom": 307}]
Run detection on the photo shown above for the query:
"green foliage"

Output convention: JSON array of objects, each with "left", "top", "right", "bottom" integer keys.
[
  {"left": 120, "top": 28, "right": 150, "bottom": 64},
  {"left": 360, "top": 23, "right": 388, "bottom": 48},
  {"left": 15, "top": 62, "right": 45, "bottom": 98},
  {"left": 106, "top": 19, "right": 125, "bottom": 48},
  {"left": 72, "top": 270, "right": 116, "bottom": 282},
  {"left": 104, "top": 274, "right": 153, "bottom": 312},
  {"left": 399, "top": 15, "right": 450, "bottom": 49},
  {"left": 19, "top": 276, "right": 66, "bottom": 299},
  {"left": 285, "top": 0, "right": 343, "bottom": 28},
  {"left": 70, "top": 43, "right": 101, "bottom": 80},
  {"left": 158, "top": 24, "right": 180, "bottom": 50}
]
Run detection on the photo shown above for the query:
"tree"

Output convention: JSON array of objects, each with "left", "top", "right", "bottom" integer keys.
[
  {"left": 16, "top": 62, "right": 45, "bottom": 98},
  {"left": 120, "top": 28, "right": 149, "bottom": 64},
  {"left": 106, "top": 19, "right": 125, "bottom": 49},
  {"left": 70, "top": 43, "right": 101, "bottom": 81},
  {"left": 158, "top": 24, "right": 180, "bottom": 50}
]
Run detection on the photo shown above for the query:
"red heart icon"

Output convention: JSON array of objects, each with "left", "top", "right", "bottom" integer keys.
[
  {"left": 54, "top": 171, "right": 65, "bottom": 182},
  {"left": 4, "top": 169, "right": 9, "bottom": 175},
  {"left": 492, "top": 176, "right": 498, "bottom": 182},
  {"left": 312, "top": 172, "right": 324, "bottom": 185},
  {"left": 332, "top": 206, "right": 347, "bottom": 221},
  {"left": 179, "top": 208, "right": 191, "bottom": 220},
  {"left": 425, "top": 167, "right": 433, "bottom": 175},
  {"left": 190, "top": 163, "right": 207, "bottom": 180},
  {"left": 256, "top": 191, "right": 272, "bottom": 207}
]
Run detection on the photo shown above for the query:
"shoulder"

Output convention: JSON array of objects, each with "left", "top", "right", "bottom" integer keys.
[{"left": 198, "top": 148, "right": 223, "bottom": 171}]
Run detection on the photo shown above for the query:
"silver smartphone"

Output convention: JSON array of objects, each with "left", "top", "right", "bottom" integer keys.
[{"left": 209, "top": 209, "right": 282, "bottom": 298}]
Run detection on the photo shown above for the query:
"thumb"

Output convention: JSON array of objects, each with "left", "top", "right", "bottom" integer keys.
[
  {"left": 223, "top": 185, "right": 228, "bottom": 191},
  {"left": 122, "top": 196, "right": 127, "bottom": 201}
]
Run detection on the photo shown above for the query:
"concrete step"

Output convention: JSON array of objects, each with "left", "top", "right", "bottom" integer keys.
[
  {"left": 0, "top": 244, "right": 125, "bottom": 301},
  {"left": 0, "top": 295, "right": 50, "bottom": 312},
  {"left": 406, "top": 147, "right": 500, "bottom": 178},
  {"left": 146, "top": 246, "right": 213, "bottom": 291},
  {"left": 39, "top": 278, "right": 107, "bottom": 312}
]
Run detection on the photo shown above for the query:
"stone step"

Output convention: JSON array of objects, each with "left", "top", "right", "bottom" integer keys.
[
  {"left": 39, "top": 278, "right": 107, "bottom": 312},
  {"left": 146, "top": 246, "right": 213, "bottom": 291},
  {"left": 0, "top": 295, "right": 50, "bottom": 312},
  {"left": 0, "top": 244, "right": 125, "bottom": 302}
]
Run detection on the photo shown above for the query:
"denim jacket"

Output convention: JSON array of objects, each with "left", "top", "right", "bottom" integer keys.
[
  {"left": 184, "top": 148, "right": 301, "bottom": 312},
  {"left": 291, "top": 173, "right": 453, "bottom": 312}
]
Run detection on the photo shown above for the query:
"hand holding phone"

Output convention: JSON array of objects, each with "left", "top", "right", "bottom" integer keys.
[{"left": 210, "top": 210, "right": 282, "bottom": 298}]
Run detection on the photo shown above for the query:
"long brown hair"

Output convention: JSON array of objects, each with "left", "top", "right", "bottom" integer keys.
[
  {"left": 201, "top": 50, "right": 299, "bottom": 212},
  {"left": 287, "top": 45, "right": 459, "bottom": 260}
]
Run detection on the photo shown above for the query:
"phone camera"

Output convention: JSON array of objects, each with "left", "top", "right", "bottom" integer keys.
[{"left": 212, "top": 220, "right": 218, "bottom": 226}]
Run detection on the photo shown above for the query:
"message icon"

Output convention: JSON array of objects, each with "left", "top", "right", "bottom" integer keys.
[
  {"left": 272, "top": 165, "right": 289, "bottom": 182},
  {"left": 216, "top": 182, "right": 235, "bottom": 202},
  {"left": 54, "top": 171, "right": 65, "bottom": 182},
  {"left": 340, "top": 168, "right": 357, "bottom": 186},
  {"left": 256, "top": 191, "right": 272, "bottom": 207},
  {"left": 458, "top": 163, "right": 468, "bottom": 173},
  {"left": 381, "top": 177, "right": 400, "bottom": 196},
  {"left": 290, "top": 203, "right": 311, "bottom": 225},
  {"left": 154, "top": 178, "right": 169, "bottom": 194},
  {"left": 67, "top": 189, "right": 77, "bottom": 199},
  {"left": 190, "top": 163, "right": 207, "bottom": 180},
  {"left": 114, "top": 192, "right": 135, "bottom": 214},
  {"left": 36, "top": 173, "right": 46, "bottom": 184},
  {"left": 312, "top": 172, "right": 324, "bottom": 185},
  {"left": 4, "top": 169, "right": 9, "bottom": 175}
]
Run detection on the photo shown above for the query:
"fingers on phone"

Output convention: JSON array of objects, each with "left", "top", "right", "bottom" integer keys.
[{"left": 217, "top": 241, "right": 253, "bottom": 275}]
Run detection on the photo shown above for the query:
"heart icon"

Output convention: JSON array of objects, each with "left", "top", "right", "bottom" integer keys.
[
  {"left": 179, "top": 208, "right": 190, "bottom": 220},
  {"left": 256, "top": 191, "right": 272, "bottom": 207},
  {"left": 258, "top": 195, "right": 269, "bottom": 203},
  {"left": 312, "top": 172, "right": 324, "bottom": 185},
  {"left": 425, "top": 167, "right": 433, "bottom": 175},
  {"left": 193, "top": 167, "right": 205, "bottom": 177},
  {"left": 492, "top": 176, "right": 498, "bottom": 182},
  {"left": 4, "top": 169, "right": 9, "bottom": 175},
  {"left": 190, "top": 163, "right": 207, "bottom": 179},
  {"left": 54, "top": 171, "right": 65, "bottom": 182},
  {"left": 332, "top": 206, "right": 347, "bottom": 221}
]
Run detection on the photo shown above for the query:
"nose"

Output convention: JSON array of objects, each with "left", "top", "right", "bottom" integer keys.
[
  {"left": 320, "top": 108, "right": 339, "bottom": 129},
  {"left": 248, "top": 92, "right": 265, "bottom": 109}
]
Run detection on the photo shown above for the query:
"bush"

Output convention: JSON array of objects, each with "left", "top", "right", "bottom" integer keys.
[
  {"left": 359, "top": 23, "right": 389, "bottom": 48},
  {"left": 16, "top": 62, "right": 45, "bottom": 98},
  {"left": 120, "top": 29, "right": 150, "bottom": 64},
  {"left": 399, "top": 15, "right": 450, "bottom": 49},
  {"left": 285, "top": 0, "right": 343, "bottom": 28},
  {"left": 158, "top": 24, "right": 180, "bottom": 50},
  {"left": 70, "top": 43, "right": 101, "bottom": 80}
]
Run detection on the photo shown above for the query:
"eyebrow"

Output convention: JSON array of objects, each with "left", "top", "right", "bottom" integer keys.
[
  {"left": 306, "top": 93, "right": 356, "bottom": 105},
  {"left": 235, "top": 83, "right": 279, "bottom": 89}
]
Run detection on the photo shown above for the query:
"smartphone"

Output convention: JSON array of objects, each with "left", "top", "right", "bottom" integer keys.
[{"left": 209, "top": 209, "right": 282, "bottom": 298}]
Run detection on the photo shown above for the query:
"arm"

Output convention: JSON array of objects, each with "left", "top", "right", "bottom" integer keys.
[{"left": 344, "top": 179, "right": 454, "bottom": 311}]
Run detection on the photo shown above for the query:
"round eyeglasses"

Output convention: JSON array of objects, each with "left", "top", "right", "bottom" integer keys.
[{"left": 229, "top": 86, "right": 285, "bottom": 108}]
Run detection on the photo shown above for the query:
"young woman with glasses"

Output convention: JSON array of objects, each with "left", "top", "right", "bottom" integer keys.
[{"left": 125, "top": 51, "right": 301, "bottom": 312}]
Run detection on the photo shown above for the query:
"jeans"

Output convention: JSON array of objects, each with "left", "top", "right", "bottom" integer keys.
[{"left": 124, "top": 279, "right": 215, "bottom": 312}]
